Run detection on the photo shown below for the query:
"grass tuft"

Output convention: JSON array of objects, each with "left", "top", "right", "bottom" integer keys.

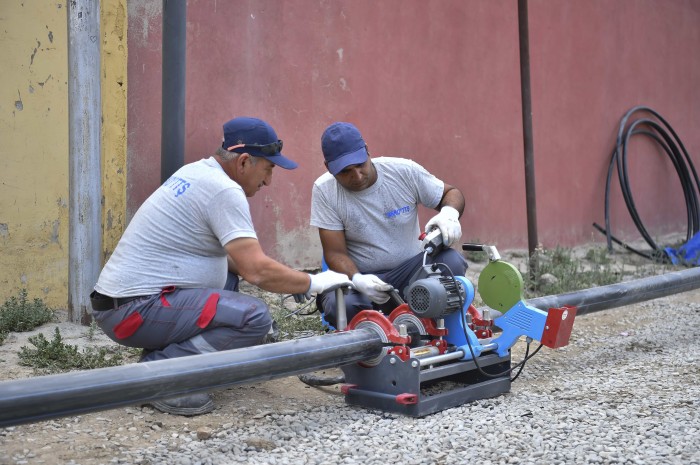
[
  {"left": 18, "top": 327, "right": 133, "bottom": 374},
  {"left": 0, "top": 289, "right": 56, "bottom": 345}
]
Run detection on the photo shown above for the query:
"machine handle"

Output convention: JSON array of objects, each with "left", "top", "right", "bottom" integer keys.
[
  {"left": 462, "top": 243, "right": 501, "bottom": 261},
  {"left": 462, "top": 243, "right": 486, "bottom": 252}
]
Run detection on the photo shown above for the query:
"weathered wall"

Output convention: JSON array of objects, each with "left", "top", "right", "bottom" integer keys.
[
  {"left": 0, "top": 1, "right": 127, "bottom": 308},
  {"left": 0, "top": 2, "right": 69, "bottom": 307},
  {"left": 101, "top": 0, "right": 128, "bottom": 262},
  {"left": 528, "top": 0, "right": 700, "bottom": 247},
  {"left": 125, "top": 0, "right": 700, "bottom": 270}
]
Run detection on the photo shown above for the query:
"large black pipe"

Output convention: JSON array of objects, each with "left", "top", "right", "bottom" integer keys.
[
  {"left": 522, "top": 265, "right": 700, "bottom": 316},
  {"left": 0, "top": 329, "right": 383, "bottom": 427},
  {"left": 2, "top": 267, "right": 700, "bottom": 427},
  {"left": 161, "top": 0, "right": 186, "bottom": 183}
]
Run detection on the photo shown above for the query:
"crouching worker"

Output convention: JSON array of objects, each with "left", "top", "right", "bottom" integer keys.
[
  {"left": 311, "top": 122, "right": 468, "bottom": 328},
  {"left": 90, "top": 117, "right": 351, "bottom": 416}
]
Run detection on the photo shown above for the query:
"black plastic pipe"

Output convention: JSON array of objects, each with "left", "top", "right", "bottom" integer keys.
[
  {"left": 161, "top": 0, "right": 186, "bottom": 183},
  {"left": 0, "top": 329, "right": 383, "bottom": 427},
  {"left": 522, "top": 265, "right": 700, "bottom": 316},
  {"left": 2, "top": 268, "right": 700, "bottom": 427}
]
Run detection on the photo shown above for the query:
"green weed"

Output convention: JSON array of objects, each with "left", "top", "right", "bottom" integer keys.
[
  {"left": 523, "top": 246, "right": 627, "bottom": 297},
  {"left": 0, "top": 289, "right": 55, "bottom": 345},
  {"left": 18, "top": 327, "right": 129, "bottom": 374}
]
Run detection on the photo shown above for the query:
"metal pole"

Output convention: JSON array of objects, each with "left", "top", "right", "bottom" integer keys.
[
  {"left": 518, "top": 0, "right": 539, "bottom": 273},
  {"left": 161, "top": 0, "right": 187, "bottom": 182},
  {"left": 67, "top": 0, "right": 102, "bottom": 324},
  {"left": 0, "top": 329, "right": 384, "bottom": 427}
]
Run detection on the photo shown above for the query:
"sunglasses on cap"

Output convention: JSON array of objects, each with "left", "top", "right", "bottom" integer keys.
[{"left": 226, "top": 140, "right": 283, "bottom": 155}]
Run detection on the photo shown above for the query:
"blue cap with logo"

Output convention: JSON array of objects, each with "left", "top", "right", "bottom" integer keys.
[
  {"left": 222, "top": 117, "right": 298, "bottom": 170},
  {"left": 321, "top": 122, "right": 369, "bottom": 175}
]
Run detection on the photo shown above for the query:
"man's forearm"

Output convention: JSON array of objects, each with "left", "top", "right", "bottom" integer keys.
[
  {"left": 439, "top": 187, "right": 465, "bottom": 217},
  {"left": 324, "top": 252, "right": 360, "bottom": 277}
]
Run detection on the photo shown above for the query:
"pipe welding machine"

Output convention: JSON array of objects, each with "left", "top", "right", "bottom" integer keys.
[{"left": 335, "top": 231, "right": 578, "bottom": 417}]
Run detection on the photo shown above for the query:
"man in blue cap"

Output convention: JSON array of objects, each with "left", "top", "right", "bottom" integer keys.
[
  {"left": 310, "top": 122, "right": 468, "bottom": 327},
  {"left": 91, "top": 117, "right": 351, "bottom": 416}
]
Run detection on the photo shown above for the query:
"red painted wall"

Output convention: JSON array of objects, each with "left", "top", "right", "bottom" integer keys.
[{"left": 127, "top": 0, "right": 700, "bottom": 268}]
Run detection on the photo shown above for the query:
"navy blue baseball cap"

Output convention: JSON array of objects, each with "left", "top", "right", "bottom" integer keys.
[
  {"left": 321, "top": 122, "right": 369, "bottom": 175},
  {"left": 222, "top": 117, "right": 298, "bottom": 170}
]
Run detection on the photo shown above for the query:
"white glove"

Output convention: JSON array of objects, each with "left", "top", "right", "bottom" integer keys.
[
  {"left": 308, "top": 270, "right": 352, "bottom": 295},
  {"left": 351, "top": 273, "right": 392, "bottom": 304},
  {"left": 424, "top": 206, "right": 462, "bottom": 247}
]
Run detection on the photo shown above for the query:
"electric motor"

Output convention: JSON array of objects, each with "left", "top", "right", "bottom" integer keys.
[{"left": 405, "top": 275, "right": 465, "bottom": 319}]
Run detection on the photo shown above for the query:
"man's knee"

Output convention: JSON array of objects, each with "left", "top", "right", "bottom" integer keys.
[
  {"left": 435, "top": 249, "right": 468, "bottom": 276},
  {"left": 243, "top": 298, "right": 273, "bottom": 339}
]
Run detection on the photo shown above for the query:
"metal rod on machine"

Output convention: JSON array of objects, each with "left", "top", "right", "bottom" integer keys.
[
  {"left": 0, "top": 329, "right": 384, "bottom": 428},
  {"left": 520, "top": 266, "right": 700, "bottom": 316},
  {"left": 336, "top": 287, "right": 348, "bottom": 330}
]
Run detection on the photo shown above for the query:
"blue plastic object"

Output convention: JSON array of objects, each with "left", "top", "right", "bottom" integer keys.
[
  {"left": 492, "top": 301, "right": 548, "bottom": 357},
  {"left": 665, "top": 231, "right": 700, "bottom": 265}
]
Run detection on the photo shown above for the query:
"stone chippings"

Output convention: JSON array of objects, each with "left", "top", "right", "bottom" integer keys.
[{"left": 2, "top": 298, "right": 699, "bottom": 465}]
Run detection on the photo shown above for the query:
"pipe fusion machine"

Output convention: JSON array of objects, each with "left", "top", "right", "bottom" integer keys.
[{"left": 334, "top": 235, "right": 577, "bottom": 417}]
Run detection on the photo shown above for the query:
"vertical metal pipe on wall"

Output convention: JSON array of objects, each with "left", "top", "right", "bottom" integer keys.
[
  {"left": 67, "top": 0, "right": 102, "bottom": 324},
  {"left": 518, "top": 0, "right": 539, "bottom": 265},
  {"left": 161, "top": 0, "right": 187, "bottom": 183}
]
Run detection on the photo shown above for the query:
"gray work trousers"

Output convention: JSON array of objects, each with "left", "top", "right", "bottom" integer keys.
[
  {"left": 92, "top": 273, "right": 271, "bottom": 362},
  {"left": 318, "top": 248, "right": 468, "bottom": 328}
]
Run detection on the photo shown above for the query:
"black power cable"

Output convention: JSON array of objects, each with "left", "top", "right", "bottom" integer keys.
[{"left": 593, "top": 106, "right": 700, "bottom": 261}]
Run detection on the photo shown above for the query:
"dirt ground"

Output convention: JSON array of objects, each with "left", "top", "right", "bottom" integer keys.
[{"left": 0, "top": 240, "right": 695, "bottom": 464}]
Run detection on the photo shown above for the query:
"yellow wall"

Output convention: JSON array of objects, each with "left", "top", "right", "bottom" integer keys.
[
  {"left": 0, "top": 1, "right": 127, "bottom": 309},
  {"left": 101, "top": 0, "right": 128, "bottom": 263}
]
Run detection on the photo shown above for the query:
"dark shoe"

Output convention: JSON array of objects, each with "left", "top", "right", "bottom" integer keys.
[
  {"left": 149, "top": 393, "right": 214, "bottom": 416},
  {"left": 262, "top": 319, "right": 280, "bottom": 344},
  {"left": 139, "top": 348, "right": 154, "bottom": 362}
]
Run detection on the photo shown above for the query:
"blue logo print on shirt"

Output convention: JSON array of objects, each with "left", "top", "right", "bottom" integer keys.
[
  {"left": 163, "top": 176, "right": 191, "bottom": 197},
  {"left": 385, "top": 205, "right": 410, "bottom": 218}
]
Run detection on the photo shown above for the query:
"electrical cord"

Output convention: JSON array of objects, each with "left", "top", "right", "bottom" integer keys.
[
  {"left": 593, "top": 106, "right": 700, "bottom": 261},
  {"left": 428, "top": 262, "right": 544, "bottom": 381},
  {"left": 280, "top": 294, "right": 318, "bottom": 318},
  {"left": 297, "top": 372, "right": 346, "bottom": 386}
]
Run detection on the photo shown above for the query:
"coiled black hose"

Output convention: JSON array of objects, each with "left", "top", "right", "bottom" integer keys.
[{"left": 593, "top": 106, "right": 700, "bottom": 261}]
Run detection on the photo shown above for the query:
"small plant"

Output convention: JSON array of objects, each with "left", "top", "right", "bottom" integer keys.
[
  {"left": 270, "top": 299, "right": 327, "bottom": 340},
  {"left": 523, "top": 246, "right": 625, "bottom": 297},
  {"left": 18, "top": 327, "right": 127, "bottom": 374},
  {"left": 84, "top": 321, "right": 99, "bottom": 341},
  {"left": 0, "top": 289, "right": 55, "bottom": 345}
]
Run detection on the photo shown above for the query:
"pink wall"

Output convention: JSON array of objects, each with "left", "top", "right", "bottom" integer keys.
[{"left": 127, "top": 0, "right": 700, "bottom": 267}]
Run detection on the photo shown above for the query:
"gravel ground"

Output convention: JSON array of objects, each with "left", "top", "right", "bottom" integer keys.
[
  {"left": 0, "top": 291, "right": 700, "bottom": 465},
  {"left": 1, "top": 262, "right": 699, "bottom": 464}
]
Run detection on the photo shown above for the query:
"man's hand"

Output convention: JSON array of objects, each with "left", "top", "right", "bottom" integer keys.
[
  {"left": 425, "top": 206, "right": 462, "bottom": 247},
  {"left": 308, "top": 270, "right": 352, "bottom": 296},
  {"left": 351, "top": 273, "right": 392, "bottom": 304}
]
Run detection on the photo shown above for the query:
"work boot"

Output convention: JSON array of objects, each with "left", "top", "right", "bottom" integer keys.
[
  {"left": 261, "top": 319, "right": 280, "bottom": 344},
  {"left": 149, "top": 393, "right": 215, "bottom": 416}
]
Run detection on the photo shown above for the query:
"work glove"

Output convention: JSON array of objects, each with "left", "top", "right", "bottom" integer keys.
[
  {"left": 307, "top": 270, "right": 352, "bottom": 297},
  {"left": 424, "top": 206, "right": 462, "bottom": 247},
  {"left": 351, "top": 273, "right": 393, "bottom": 304}
]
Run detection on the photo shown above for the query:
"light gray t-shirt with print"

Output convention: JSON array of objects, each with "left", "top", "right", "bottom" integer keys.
[
  {"left": 310, "top": 157, "right": 444, "bottom": 273},
  {"left": 95, "top": 157, "right": 257, "bottom": 297}
]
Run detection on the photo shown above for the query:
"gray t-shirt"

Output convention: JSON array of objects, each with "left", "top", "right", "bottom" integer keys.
[
  {"left": 310, "top": 157, "right": 444, "bottom": 273},
  {"left": 95, "top": 157, "right": 257, "bottom": 297}
]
